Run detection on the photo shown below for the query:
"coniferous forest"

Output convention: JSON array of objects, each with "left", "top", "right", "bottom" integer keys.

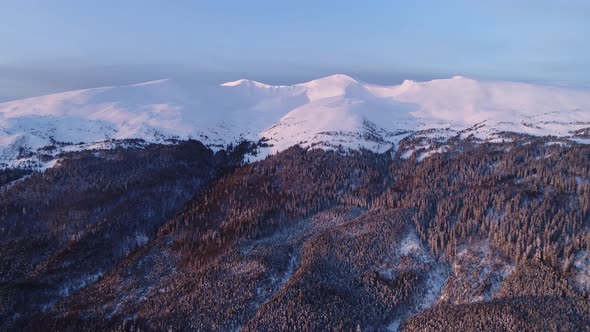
[{"left": 1, "top": 136, "right": 590, "bottom": 331}]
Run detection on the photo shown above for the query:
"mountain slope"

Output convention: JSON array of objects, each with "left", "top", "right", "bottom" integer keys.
[
  {"left": 8, "top": 141, "right": 589, "bottom": 331},
  {"left": 1, "top": 74, "right": 590, "bottom": 167}
]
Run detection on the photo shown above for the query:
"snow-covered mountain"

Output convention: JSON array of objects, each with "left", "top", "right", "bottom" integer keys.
[{"left": 1, "top": 74, "right": 590, "bottom": 167}]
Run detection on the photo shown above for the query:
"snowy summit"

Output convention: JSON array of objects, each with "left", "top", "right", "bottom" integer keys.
[{"left": 1, "top": 74, "right": 590, "bottom": 167}]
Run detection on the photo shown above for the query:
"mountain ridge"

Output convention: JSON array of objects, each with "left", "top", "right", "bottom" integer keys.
[{"left": 1, "top": 74, "right": 590, "bottom": 168}]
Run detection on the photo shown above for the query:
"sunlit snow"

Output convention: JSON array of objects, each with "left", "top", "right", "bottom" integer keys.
[{"left": 1, "top": 74, "right": 590, "bottom": 168}]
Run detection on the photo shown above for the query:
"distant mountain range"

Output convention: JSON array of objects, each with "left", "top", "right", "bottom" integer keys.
[{"left": 1, "top": 74, "right": 590, "bottom": 167}]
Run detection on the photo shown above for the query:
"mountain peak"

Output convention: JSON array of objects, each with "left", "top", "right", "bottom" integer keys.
[
  {"left": 302, "top": 74, "right": 358, "bottom": 86},
  {"left": 220, "top": 79, "right": 275, "bottom": 88},
  {"left": 401, "top": 79, "right": 415, "bottom": 87},
  {"left": 325, "top": 73, "right": 357, "bottom": 81},
  {"left": 297, "top": 74, "right": 361, "bottom": 101}
]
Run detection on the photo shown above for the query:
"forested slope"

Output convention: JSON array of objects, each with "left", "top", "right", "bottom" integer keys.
[{"left": 1, "top": 136, "right": 589, "bottom": 331}]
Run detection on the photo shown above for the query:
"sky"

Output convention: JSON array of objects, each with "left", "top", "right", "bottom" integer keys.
[{"left": 1, "top": 0, "right": 589, "bottom": 101}]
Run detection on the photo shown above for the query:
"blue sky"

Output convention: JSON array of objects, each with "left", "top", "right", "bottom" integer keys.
[{"left": 1, "top": 0, "right": 589, "bottom": 100}]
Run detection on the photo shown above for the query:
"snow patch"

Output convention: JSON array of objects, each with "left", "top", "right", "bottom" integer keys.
[
  {"left": 400, "top": 149, "right": 415, "bottom": 160},
  {"left": 574, "top": 250, "right": 590, "bottom": 292},
  {"left": 399, "top": 231, "right": 423, "bottom": 256},
  {"left": 387, "top": 320, "right": 400, "bottom": 332},
  {"left": 58, "top": 271, "right": 104, "bottom": 298},
  {"left": 416, "top": 145, "right": 449, "bottom": 162},
  {"left": 418, "top": 264, "right": 449, "bottom": 310}
]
